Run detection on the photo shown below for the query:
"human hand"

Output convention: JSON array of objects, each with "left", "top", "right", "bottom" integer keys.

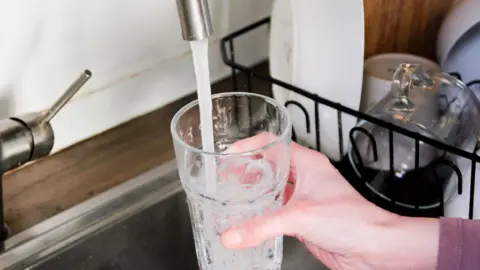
[{"left": 221, "top": 133, "right": 440, "bottom": 270}]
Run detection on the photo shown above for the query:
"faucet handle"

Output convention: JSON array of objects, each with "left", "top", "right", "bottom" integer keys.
[
  {"left": 0, "top": 69, "right": 93, "bottom": 172},
  {"left": 39, "top": 69, "right": 92, "bottom": 125}
]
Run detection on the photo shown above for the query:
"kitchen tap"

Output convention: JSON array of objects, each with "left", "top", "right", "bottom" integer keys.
[
  {"left": 175, "top": 0, "right": 213, "bottom": 41},
  {"left": 0, "top": 0, "right": 210, "bottom": 246},
  {"left": 0, "top": 70, "right": 92, "bottom": 244}
]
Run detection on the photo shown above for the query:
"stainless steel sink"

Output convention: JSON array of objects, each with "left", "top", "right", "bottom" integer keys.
[{"left": 0, "top": 160, "right": 327, "bottom": 270}]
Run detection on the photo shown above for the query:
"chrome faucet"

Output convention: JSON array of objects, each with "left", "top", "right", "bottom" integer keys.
[
  {"left": 175, "top": 0, "right": 213, "bottom": 41},
  {"left": 0, "top": 0, "right": 212, "bottom": 245},
  {"left": 0, "top": 0, "right": 211, "bottom": 175},
  {"left": 0, "top": 70, "right": 92, "bottom": 243}
]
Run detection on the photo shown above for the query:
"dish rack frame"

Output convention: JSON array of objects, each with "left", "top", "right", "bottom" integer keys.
[{"left": 220, "top": 17, "right": 480, "bottom": 219}]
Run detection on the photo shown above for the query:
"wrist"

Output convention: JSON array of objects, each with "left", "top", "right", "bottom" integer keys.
[{"left": 366, "top": 213, "right": 440, "bottom": 270}]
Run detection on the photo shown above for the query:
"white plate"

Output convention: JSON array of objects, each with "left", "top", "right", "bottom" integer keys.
[
  {"left": 290, "top": 0, "right": 364, "bottom": 160},
  {"left": 269, "top": 0, "right": 293, "bottom": 106},
  {"left": 269, "top": 0, "right": 364, "bottom": 160}
]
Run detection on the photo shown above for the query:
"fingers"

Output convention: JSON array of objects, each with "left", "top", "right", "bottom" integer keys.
[
  {"left": 225, "top": 132, "right": 330, "bottom": 182},
  {"left": 218, "top": 132, "right": 291, "bottom": 186},
  {"left": 284, "top": 182, "right": 295, "bottom": 204},
  {"left": 221, "top": 132, "right": 333, "bottom": 197},
  {"left": 221, "top": 205, "right": 298, "bottom": 249},
  {"left": 225, "top": 132, "right": 281, "bottom": 154},
  {"left": 228, "top": 132, "right": 329, "bottom": 164}
]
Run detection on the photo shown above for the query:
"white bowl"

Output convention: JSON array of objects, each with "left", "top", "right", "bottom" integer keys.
[
  {"left": 444, "top": 149, "right": 480, "bottom": 219},
  {"left": 441, "top": 23, "right": 480, "bottom": 99},
  {"left": 441, "top": 22, "right": 480, "bottom": 218},
  {"left": 437, "top": 0, "right": 480, "bottom": 66},
  {"left": 438, "top": 2, "right": 480, "bottom": 218}
]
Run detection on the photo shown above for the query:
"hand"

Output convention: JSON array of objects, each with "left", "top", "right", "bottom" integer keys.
[{"left": 221, "top": 134, "right": 440, "bottom": 270}]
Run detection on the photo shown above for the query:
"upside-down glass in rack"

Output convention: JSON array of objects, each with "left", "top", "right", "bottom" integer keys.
[{"left": 349, "top": 63, "right": 480, "bottom": 210}]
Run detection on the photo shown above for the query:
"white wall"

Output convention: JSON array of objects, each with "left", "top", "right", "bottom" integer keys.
[{"left": 0, "top": 0, "right": 272, "bottom": 152}]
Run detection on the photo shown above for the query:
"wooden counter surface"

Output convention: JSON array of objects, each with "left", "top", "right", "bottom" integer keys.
[{"left": 4, "top": 0, "right": 456, "bottom": 234}]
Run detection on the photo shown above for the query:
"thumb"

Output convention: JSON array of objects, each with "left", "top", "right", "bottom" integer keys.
[{"left": 221, "top": 206, "right": 298, "bottom": 249}]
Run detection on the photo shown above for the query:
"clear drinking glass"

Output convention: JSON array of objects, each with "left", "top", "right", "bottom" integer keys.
[{"left": 170, "top": 92, "right": 292, "bottom": 270}]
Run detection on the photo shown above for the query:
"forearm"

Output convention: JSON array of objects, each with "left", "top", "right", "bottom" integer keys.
[{"left": 367, "top": 215, "right": 440, "bottom": 270}]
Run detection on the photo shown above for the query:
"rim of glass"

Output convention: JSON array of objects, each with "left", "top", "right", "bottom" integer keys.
[
  {"left": 428, "top": 70, "right": 480, "bottom": 110},
  {"left": 170, "top": 92, "right": 292, "bottom": 157}
]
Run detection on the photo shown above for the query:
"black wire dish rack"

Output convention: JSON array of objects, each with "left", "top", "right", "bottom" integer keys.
[{"left": 220, "top": 17, "right": 480, "bottom": 219}]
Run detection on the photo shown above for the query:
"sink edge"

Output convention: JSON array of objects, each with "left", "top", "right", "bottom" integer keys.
[{"left": 0, "top": 159, "right": 182, "bottom": 269}]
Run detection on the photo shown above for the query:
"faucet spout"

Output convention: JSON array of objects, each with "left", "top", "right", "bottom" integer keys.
[{"left": 176, "top": 0, "right": 213, "bottom": 41}]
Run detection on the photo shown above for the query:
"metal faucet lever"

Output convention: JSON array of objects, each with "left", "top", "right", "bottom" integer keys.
[
  {"left": 0, "top": 70, "right": 92, "bottom": 173},
  {"left": 0, "top": 70, "right": 92, "bottom": 243},
  {"left": 39, "top": 70, "right": 92, "bottom": 125}
]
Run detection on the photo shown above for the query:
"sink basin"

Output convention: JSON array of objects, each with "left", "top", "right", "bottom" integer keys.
[{"left": 0, "top": 160, "right": 327, "bottom": 270}]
